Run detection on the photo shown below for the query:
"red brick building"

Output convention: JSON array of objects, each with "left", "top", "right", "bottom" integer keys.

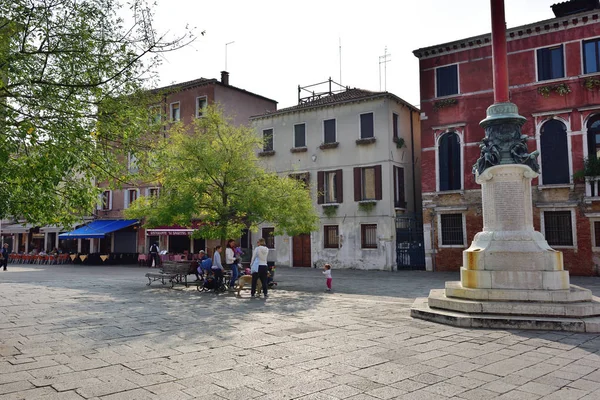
[{"left": 413, "top": 0, "right": 600, "bottom": 275}]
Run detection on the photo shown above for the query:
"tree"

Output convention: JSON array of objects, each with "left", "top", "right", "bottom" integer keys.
[
  {"left": 0, "top": 0, "right": 194, "bottom": 227},
  {"left": 125, "top": 106, "right": 318, "bottom": 246}
]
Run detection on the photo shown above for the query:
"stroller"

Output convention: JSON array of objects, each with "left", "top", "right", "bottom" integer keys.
[{"left": 196, "top": 258, "right": 227, "bottom": 293}]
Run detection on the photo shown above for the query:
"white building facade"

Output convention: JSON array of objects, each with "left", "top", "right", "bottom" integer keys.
[{"left": 251, "top": 88, "right": 421, "bottom": 270}]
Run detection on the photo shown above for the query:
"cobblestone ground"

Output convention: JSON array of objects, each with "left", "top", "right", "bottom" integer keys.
[{"left": 2, "top": 265, "right": 600, "bottom": 399}]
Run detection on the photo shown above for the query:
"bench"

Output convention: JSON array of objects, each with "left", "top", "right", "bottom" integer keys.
[{"left": 145, "top": 262, "right": 191, "bottom": 287}]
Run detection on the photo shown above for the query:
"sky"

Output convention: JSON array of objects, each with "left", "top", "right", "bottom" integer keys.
[{"left": 151, "top": 0, "right": 558, "bottom": 110}]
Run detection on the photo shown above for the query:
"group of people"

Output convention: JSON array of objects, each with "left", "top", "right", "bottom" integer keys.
[{"left": 191, "top": 238, "right": 271, "bottom": 298}]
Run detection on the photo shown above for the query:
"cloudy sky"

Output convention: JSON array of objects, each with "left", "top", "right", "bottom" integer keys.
[{"left": 151, "top": 0, "right": 557, "bottom": 109}]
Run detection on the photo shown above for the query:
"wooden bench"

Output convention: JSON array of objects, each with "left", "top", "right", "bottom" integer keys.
[{"left": 145, "top": 262, "right": 191, "bottom": 287}]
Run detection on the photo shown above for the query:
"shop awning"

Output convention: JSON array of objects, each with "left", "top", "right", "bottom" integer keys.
[
  {"left": 1, "top": 223, "right": 35, "bottom": 234},
  {"left": 58, "top": 219, "right": 138, "bottom": 239}
]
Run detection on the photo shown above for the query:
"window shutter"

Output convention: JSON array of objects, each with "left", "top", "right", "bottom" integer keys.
[
  {"left": 375, "top": 165, "right": 382, "bottom": 200},
  {"left": 439, "top": 134, "right": 449, "bottom": 191},
  {"left": 335, "top": 169, "right": 343, "bottom": 203},
  {"left": 398, "top": 167, "right": 405, "bottom": 205},
  {"left": 108, "top": 191, "right": 112, "bottom": 210},
  {"left": 124, "top": 191, "right": 128, "bottom": 209},
  {"left": 317, "top": 171, "right": 324, "bottom": 204},
  {"left": 354, "top": 167, "right": 361, "bottom": 201}
]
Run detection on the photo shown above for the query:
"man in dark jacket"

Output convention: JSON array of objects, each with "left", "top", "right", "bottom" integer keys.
[
  {"left": 1, "top": 243, "right": 10, "bottom": 271},
  {"left": 149, "top": 243, "right": 160, "bottom": 268}
]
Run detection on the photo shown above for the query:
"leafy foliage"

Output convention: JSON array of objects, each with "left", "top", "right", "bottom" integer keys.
[
  {"left": 573, "top": 156, "right": 600, "bottom": 180},
  {"left": 0, "top": 0, "right": 193, "bottom": 227},
  {"left": 125, "top": 107, "right": 318, "bottom": 242}
]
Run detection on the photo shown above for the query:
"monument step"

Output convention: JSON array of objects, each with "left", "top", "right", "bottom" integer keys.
[
  {"left": 428, "top": 289, "right": 600, "bottom": 318},
  {"left": 445, "top": 281, "right": 592, "bottom": 302},
  {"left": 411, "top": 297, "right": 600, "bottom": 333}
]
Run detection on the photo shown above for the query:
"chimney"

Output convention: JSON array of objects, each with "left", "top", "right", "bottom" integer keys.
[{"left": 220, "top": 71, "right": 229, "bottom": 86}]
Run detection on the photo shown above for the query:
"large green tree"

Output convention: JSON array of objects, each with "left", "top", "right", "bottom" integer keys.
[
  {"left": 0, "top": 0, "right": 193, "bottom": 226},
  {"left": 125, "top": 107, "right": 318, "bottom": 245}
]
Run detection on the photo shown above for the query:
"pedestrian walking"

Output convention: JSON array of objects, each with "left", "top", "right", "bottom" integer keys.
[
  {"left": 323, "top": 263, "right": 332, "bottom": 291},
  {"left": 212, "top": 245, "right": 224, "bottom": 292},
  {"left": 225, "top": 239, "right": 240, "bottom": 290},
  {"left": 1, "top": 243, "right": 9, "bottom": 271},
  {"left": 149, "top": 242, "right": 160, "bottom": 268}
]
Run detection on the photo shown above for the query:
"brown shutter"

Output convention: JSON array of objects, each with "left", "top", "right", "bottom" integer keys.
[
  {"left": 375, "top": 164, "right": 382, "bottom": 200},
  {"left": 393, "top": 167, "right": 397, "bottom": 205},
  {"left": 398, "top": 167, "right": 405, "bottom": 205},
  {"left": 354, "top": 167, "right": 361, "bottom": 201},
  {"left": 317, "top": 171, "right": 324, "bottom": 204},
  {"left": 336, "top": 169, "right": 343, "bottom": 203}
]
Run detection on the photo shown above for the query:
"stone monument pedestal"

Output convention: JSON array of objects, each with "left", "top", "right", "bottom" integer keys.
[{"left": 411, "top": 163, "right": 600, "bottom": 332}]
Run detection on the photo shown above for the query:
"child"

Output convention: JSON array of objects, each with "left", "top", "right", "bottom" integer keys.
[{"left": 323, "top": 264, "right": 332, "bottom": 292}]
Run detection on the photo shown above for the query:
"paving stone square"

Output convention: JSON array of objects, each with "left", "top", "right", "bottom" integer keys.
[{"left": 2, "top": 265, "right": 600, "bottom": 399}]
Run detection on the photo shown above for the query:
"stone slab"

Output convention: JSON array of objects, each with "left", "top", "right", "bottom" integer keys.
[
  {"left": 444, "top": 281, "right": 593, "bottom": 303},
  {"left": 410, "top": 297, "right": 598, "bottom": 333},
  {"left": 427, "top": 289, "right": 600, "bottom": 317}
]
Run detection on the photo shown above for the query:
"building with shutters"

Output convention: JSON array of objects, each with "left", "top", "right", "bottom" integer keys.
[
  {"left": 250, "top": 83, "right": 421, "bottom": 270},
  {"left": 413, "top": 0, "right": 600, "bottom": 275}
]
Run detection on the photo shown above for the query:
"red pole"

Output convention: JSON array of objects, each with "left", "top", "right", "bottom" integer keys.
[{"left": 490, "top": 0, "right": 510, "bottom": 103}]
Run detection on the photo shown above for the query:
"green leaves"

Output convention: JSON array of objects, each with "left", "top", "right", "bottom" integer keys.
[
  {"left": 0, "top": 0, "right": 193, "bottom": 226},
  {"left": 126, "top": 106, "right": 318, "bottom": 241}
]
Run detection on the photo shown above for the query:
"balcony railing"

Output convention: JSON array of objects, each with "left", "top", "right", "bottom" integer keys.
[{"left": 585, "top": 176, "right": 600, "bottom": 199}]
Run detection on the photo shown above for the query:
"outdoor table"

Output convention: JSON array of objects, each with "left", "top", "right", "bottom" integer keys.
[
  {"left": 79, "top": 255, "right": 88, "bottom": 262},
  {"left": 100, "top": 255, "right": 109, "bottom": 262},
  {"left": 70, "top": 254, "right": 77, "bottom": 262}
]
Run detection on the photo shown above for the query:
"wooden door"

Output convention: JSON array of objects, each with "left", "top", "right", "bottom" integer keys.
[{"left": 292, "top": 234, "right": 311, "bottom": 267}]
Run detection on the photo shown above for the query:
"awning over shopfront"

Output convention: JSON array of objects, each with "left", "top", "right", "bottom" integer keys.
[
  {"left": 1, "top": 223, "right": 35, "bottom": 234},
  {"left": 58, "top": 220, "right": 138, "bottom": 239}
]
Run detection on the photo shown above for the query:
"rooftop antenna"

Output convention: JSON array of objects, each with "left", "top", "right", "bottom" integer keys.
[
  {"left": 225, "top": 41, "right": 235, "bottom": 71},
  {"left": 379, "top": 46, "right": 391, "bottom": 91},
  {"left": 339, "top": 37, "right": 342, "bottom": 85}
]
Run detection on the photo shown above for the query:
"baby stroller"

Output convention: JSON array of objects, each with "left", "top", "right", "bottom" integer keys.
[
  {"left": 196, "top": 271, "right": 227, "bottom": 293},
  {"left": 267, "top": 265, "right": 277, "bottom": 288}
]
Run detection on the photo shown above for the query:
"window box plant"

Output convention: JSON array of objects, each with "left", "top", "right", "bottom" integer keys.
[
  {"left": 258, "top": 150, "right": 275, "bottom": 157},
  {"left": 319, "top": 142, "right": 339, "bottom": 150},
  {"left": 290, "top": 147, "right": 307, "bottom": 153},
  {"left": 322, "top": 204, "right": 338, "bottom": 217},
  {"left": 356, "top": 137, "right": 376, "bottom": 145},
  {"left": 433, "top": 98, "right": 458, "bottom": 111},
  {"left": 358, "top": 200, "right": 377, "bottom": 213}
]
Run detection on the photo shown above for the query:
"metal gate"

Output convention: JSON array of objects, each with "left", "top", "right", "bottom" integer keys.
[{"left": 396, "top": 213, "right": 426, "bottom": 270}]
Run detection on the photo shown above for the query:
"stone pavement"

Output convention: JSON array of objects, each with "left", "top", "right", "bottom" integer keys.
[{"left": 2, "top": 266, "right": 600, "bottom": 399}]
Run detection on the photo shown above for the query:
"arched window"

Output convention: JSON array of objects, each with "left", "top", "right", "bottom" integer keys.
[
  {"left": 540, "top": 119, "right": 569, "bottom": 185},
  {"left": 587, "top": 115, "right": 600, "bottom": 159},
  {"left": 438, "top": 131, "right": 461, "bottom": 191}
]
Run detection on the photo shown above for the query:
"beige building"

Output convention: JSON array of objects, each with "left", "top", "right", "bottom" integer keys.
[{"left": 251, "top": 86, "right": 421, "bottom": 270}]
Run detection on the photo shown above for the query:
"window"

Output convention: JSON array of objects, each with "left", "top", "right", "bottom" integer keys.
[
  {"left": 196, "top": 96, "right": 208, "bottom": 118},
  {"left": 324, "top": 225, "right": 339, "bottom": 248},
  {"left": 584, "top": 39, "right": 600, "bottom": 75},
  {"left": 537, "top": 45, "right": 564, "bottom": 81},
  {"left": 324, "top": 171, "right": 337, "bottom": 203},
  {"left": 440, "top": 214, "right": 464, "bottom": 246},
  {"left": 543, "top": 211, "right": 573, "bottom": 246},
  {"left": 360, "top": 113, "right": 374, "bottom": 139},
  {"left": 394, "top": 166, "right": 405, "bottom": 208},
  {"left": 354, "top": 165, "right": 382, "bottom": 201},
  {"left": 436, "top": 64, "right": 458, "bottom": 97},
  {"left": 587, "top": 115, "right": 600, "bottom": 160},
  {"left": 540, "top": 119, "right": 569, "bottom": 185},
  {"left": 149, "top": 106, "right": 161, "bottom": 125},
  {"left": 101, "top": 190, "right": 111, "bottom": 211},
  {"left": 324, "top": 119, "right": 336, "bottom": 144},
  {"left": 362, "top": 167, "right": 376, "bottom": 200},
  {"left": 594, "top": 221, "right": 600, "bottom": 248},
  {"left": 263, "top": 129, "right": 274, "bottom": 152},
  {"left": 438, "top": 132, "right": 461, "bottom": 191},
  {"left": 128, "top": 189, "right": 137, "bottom": 205},
  {"left": 318, "top": 170, "right": 343, "bottom": 204},
  {"left": 127, "top": 153, "right": 138, "bottom": 174},
  {"left": 294, "top": 123, "right": 306, "bottom": 148},
  {"left": 147, "top": 188, "right": 159, "bottom": 198},
  {"left": 393, "top": 113, "right": 399, "bottom": 139},
  {"left": 170, "top": 102, "right": 180, "bottom": 121},
  {"left": 361, "top": 224, "right": 377, "bottom": 249},
  {"left": 262, "top": 227, "right": 275, "bottom": 249}
]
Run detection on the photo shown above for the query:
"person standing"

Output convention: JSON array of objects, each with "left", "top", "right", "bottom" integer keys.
[
  {"left": 323, "top": 263, "right": 332, "bottom": 292},
  {"left": 250, "top": 238, "right": 269, "bottom": 298},
  {"left": 149, "top": 242, "right": 160, "bottom": 268},
  {"left": 212, "top": 245, "right": 224, "bottom": 292},
  {"left": 225, "top": 239, "right": 239, "bottom": 290},
  {"left": 1, "top": 243, "right": 9, "bottom": 271}
]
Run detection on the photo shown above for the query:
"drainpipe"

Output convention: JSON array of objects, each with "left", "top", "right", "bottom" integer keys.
[{"left": 409, "top": 109, "right": 417, "bottom": 214}]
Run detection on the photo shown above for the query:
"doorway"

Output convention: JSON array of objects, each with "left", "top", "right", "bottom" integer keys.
[{"left": 292, "top": 234, "right": 311, "bottom": 267}]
